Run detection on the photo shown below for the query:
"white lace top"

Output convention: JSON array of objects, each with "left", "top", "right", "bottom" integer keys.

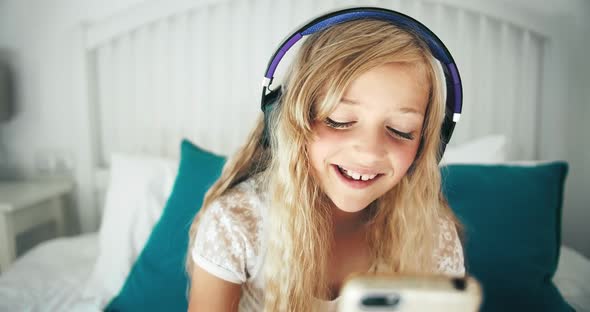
[{"left": 191, "top": 174, "right": 465, "bottom": 311}]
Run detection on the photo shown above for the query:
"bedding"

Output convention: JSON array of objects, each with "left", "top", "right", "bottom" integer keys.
[
  {"left": 105, "top": 139, "right": 226, "bottom": 311},
  {"left": 83, "top": 154, "right": 177, "bottom": 307},
  {"left": 442, "top": 162, "right": 573, "bottom": 311},
  {"left": 1, "top": 136, "right": 588, "bottom": 311},
  {"left": 440, "top": 134, "right": 507, "bottom": 165},
  {"left": 0, "top": 233, "right": 99, "bottom": 311},
  {"left": 554, "top": 246, "right": 590, "bottom": 312},
  {"left": 0, "top": 232, "right": 588, "bottom": 311}
]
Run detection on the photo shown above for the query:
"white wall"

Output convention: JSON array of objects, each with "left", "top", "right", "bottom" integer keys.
[
  {"left": 559, "top": 0, "right": 590, "bottom": 259},
  {"left": 0, "top": 0, "right": 588, "bottom": 256},
  {"left": 0, "top": 0, "right": 146, "bottom": 232}
]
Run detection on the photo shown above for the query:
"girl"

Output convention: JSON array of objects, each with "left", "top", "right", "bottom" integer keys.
[{"left": 186, "top": 15, "right": 464, "bottom": 312}]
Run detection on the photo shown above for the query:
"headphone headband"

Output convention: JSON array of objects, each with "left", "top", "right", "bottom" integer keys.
[
  {"left": 260, "top": 7, "right": 463, "bottom": 162},
  {"left": 262, "top": 7, "right": 462, "bottom": 123}
]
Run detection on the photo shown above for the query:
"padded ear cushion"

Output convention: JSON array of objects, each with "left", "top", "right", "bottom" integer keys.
[
  {"left": 262, "top": 86, "right": 283, "bottom": 112},
  {"left": 261, "top": 86, "right": 283, "bottom": 147},
  {"left": 440, "top": 104, "right": 456, "bottom": 146}
]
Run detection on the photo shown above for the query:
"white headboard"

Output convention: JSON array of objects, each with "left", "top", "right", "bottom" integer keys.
[{"left": 75, "top": 0, "right": 550, "bottom": 229}]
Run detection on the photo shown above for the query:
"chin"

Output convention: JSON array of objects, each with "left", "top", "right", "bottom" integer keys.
[{"left": 330, "top": 197, "right": 371, "bottom": 213}]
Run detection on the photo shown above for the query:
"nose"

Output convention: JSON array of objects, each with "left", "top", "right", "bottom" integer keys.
[{"left": 352, "top": 125, "right": 388, "bottom": 162}]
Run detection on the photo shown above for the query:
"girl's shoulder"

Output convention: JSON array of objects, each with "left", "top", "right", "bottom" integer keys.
[
  {"left": 192, "top": 173, "right": 267, "bottom": 284},
  {"left": 433, "top": 217, "right": 465, "bottom": 277},
  {"left": 212, "top": 173, "right": 267, "bottom": 217}
]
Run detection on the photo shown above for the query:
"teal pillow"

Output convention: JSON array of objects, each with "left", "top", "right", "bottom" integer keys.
[
  {"left": 441, "top": 162, "right": 573, "bottom": 312},
  {"left": 106, "top": 139, "right": 226, "bottom": 311}
]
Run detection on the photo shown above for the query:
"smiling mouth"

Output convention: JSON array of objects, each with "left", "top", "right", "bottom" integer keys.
[{"left": 334, "top": 164, "right": 384, "bottom": 182}]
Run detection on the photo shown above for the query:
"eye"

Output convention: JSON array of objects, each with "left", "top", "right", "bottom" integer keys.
[
  {"left": 324, "top": 117, "right": 354, "bottom": 129},
  {"left": 386, "top": 126, "right": 415, "bottom": 141}
]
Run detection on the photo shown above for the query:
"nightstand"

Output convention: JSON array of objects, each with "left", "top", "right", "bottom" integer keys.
[{"left": 0, "top": 178, "right": 74, "bottom": 273}]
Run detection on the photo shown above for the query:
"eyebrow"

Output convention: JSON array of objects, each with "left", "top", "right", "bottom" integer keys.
[
  {"left": 398, "top": 107, "right": 424, "bottom": 117},
  {"left": 341, "top": 98, "right": 424, "bottom": 117}
]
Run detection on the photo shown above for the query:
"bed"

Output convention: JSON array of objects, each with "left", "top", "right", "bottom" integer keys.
[
  {"left": 0, "top": 234, "right": 100, "bottom": 311},
  {"left": 1, "top": 233, "right": 588, "bottom": 311},
  {"left": 1, "top": 0, "right": 588, "bottom": 311}
]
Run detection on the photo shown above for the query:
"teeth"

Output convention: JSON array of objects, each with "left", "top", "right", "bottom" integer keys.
[{"left": 338, "top": 165, "right": 379, "bottom": 181}]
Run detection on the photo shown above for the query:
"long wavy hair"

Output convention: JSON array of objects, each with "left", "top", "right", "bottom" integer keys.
[{"left": 186, "top": 19, "right": 460, "bottom": 311}]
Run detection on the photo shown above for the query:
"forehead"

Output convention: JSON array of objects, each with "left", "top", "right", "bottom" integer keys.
[{"left": 339, "top": 62, "right": 430, "bottom": 118}]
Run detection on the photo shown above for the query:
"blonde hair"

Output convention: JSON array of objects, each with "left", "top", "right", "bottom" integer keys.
[{"left": 186, "top": 19, "right": 460, "bottom": 311}]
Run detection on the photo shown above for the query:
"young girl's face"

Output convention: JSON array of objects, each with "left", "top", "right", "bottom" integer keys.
[{"left": 308, "top": 62, "right": 429, "bottom": 213}]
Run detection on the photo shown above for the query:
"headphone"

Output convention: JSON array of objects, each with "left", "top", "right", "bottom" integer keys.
[{"left": 260, "top": 7, "right": 463, "bottom": 164}]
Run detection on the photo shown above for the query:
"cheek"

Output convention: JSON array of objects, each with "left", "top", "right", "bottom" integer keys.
[
  {"left": 314, "top": 122, "right": 345, "bottom": 143},
  {"left": 308, "top": 124, "right": 340, "bottom": 170},
  {"left": 399, "top": 142, "right": 420, "bottom": 162},
  {"left": 391, "top": 140, "right": 422, "bottom": 172}
]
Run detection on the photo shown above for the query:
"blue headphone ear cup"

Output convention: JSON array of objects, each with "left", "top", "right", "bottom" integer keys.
[
  {"left": 439, "top": 68, "right": 458, "bottom": 160},
  {"left": 408, "top": 119, "right": 449, "bottom": 175},
  {"left": 439, "top": 113, "right": 456, "bottom": 160},
  {"left": 261, "top": 86, "right": 283, "bottom": 147}
]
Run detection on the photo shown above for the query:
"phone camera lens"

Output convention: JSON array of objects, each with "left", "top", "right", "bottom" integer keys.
[
  {"left": 361, "top": 293, "right": 400, "bottom": 308},
  {"left": 452, "top": 277, "right": 466, "bottom": 290}
]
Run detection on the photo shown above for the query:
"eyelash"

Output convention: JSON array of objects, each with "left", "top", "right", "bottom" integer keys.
[
  {"left": 323, "top": 118, "right": 415, "bottom": 141},
  {"left": 324, "top": 118, "right": 352, "bottom": 129}
]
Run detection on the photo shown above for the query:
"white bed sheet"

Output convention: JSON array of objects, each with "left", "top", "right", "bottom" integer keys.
[
  {"left": 0, "top": 234, "right": 588, "bottom": 312},
  {"left": 554, "top": 246, "right": 590, "bottom": 312},
  {"left": 0, "top": 233, "right": 102, "bottom": 312}
]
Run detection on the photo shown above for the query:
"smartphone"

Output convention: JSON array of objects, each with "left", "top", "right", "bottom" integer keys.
[{"left": 338, "top": 273, "right": 482, "bottom": 312}]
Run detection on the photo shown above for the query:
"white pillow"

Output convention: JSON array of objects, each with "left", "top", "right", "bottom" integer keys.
[
  {"left": 440, "top": 135, "right": 507, "bottom": 165},
  {"left": 82, "top": 154, "right": 178, "bottom": 307}
]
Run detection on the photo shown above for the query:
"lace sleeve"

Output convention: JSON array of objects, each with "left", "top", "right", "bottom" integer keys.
[
  {"left": 434, "top": 218, "right": 465, "bottom": 277},
  {"left": 191, "top": 192, "right": 261, "bottom": 284}
]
